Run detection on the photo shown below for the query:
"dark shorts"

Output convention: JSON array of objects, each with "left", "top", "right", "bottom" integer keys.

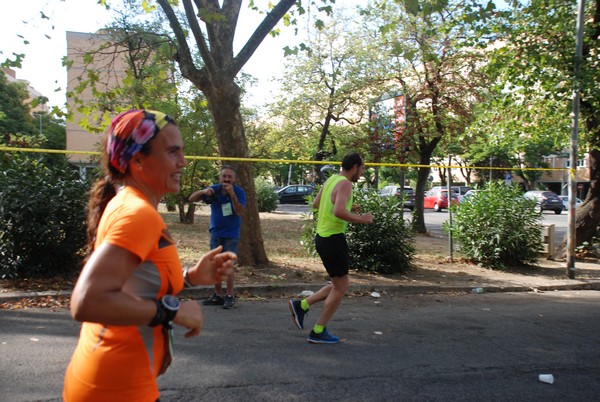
[
  {"left": 210, "top": 235, "right": 239, "bottom": 265},
  {"left": 210, "top": 235, "right": 239, "bottom": 254},
  {"left": 315, "top": 233, "right": 349, "bottom": 278}
]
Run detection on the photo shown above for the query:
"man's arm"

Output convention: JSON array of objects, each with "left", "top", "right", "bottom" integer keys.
[
  {"left": 312, "top": 186, "right": 323, "bottom": 209},
  {"left": 189, "top": 187, "right": 213, "bottom": 203},
  {"left": 332, "top": 180, "right": 373, "bottom": 224},
  {"left": 189, "top": 189, "right": 205, "bottom": 202},
  {"left": 224, "top": 184, "right": 245, "bottom": 216},
  {"left": 231, "top": 191, "right": 245, "bottom": 216}
]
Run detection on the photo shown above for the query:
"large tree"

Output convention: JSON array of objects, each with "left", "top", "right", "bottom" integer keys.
[
  {"left": 68, "top": 4, "right": 220, "bottom": 223},
  {"left": 0, "top": 71, "right": 36, "bottom": 138},
  {"left": 0, "top": 70, "right": 67, "bottom": 161},
  {"left": 268, "top": 7, "right": 376, "bottom": 183},
  {"left": 154, "top": 0, "right": 333, "bottom": 265},
  {"left": 463, "top": 95, "right": 570, "bottom": 189},
  {"left": 490, "top": 0, "right": 600, "bottom": 248},
  {"left": 67, "top": 6, "right": 181, "bottom": 131},
  {"left": 360, "top": 0, "right": 493, "bottom": 233}
]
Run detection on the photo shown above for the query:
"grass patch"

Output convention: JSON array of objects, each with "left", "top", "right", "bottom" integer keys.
[{"left": 161, "top": 205, "right": 326, "bottom": 284}]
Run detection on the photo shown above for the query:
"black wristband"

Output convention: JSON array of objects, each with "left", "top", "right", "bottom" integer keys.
[
  {"left": 148, "top": 299, "right": 165, "bottom": 327},
  {"left": 161, "top": 295, "right": 180, "bottom": 326},
  {"left": 183, "top": 268, "right": 194, "bottom": 288}
]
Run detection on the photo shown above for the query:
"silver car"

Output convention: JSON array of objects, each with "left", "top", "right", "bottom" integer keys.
[
  {"left": 558, "top": 195, "right": 583, "bottom": 211},
  {"left": 523, "top": 190, "right": 563, "bottom": 214},
  {"left": 378, "top": 185, "right": 415, "bottom": 210}
]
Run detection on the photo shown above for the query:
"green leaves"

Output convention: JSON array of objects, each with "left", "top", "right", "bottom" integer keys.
[
  {"left": 255, "top": 177, "right": 279, "bottom": 212},
  {"left": 0, "top": 154, "right": 88, "bottom": 278},
  {"left": 348, "top": 190, "right": 415, "bottom": 274},
  {"left": 302, "top": 187, "right": 415, "bottom": 274},
  {"left": 405, "top": 0, "right": 421, "bottom": 15},
  {"left": 444, "top": 182, "right": 543, "bottom": 269}
]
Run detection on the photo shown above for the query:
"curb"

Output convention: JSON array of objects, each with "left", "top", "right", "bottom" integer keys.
[
  {"left": 201, "top": 281, "right": 600, "bottom": 298},
  {"left": 3, "top": 281, "right": 599, "bottom": 304},
  {"left": 181, "top": 281, "right": 600, "bottom": 299}
]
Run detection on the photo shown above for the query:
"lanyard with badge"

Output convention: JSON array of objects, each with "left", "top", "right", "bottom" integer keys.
[
  {"left": 219, "top": 186, "right": 234, "bottom": 216},
  {"left": 221, "top": 200, "right": 233, "bottom": 216}
]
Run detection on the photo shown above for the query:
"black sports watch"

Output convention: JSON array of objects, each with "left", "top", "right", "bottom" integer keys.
[{"left": 148, "top": 295, "right": 180, "bottom": 327}]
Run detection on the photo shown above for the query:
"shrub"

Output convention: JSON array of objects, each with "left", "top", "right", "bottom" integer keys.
[
  {"left": 444, "top": 181, "right": 543, "bottom": 269},
  {"left": 302, "top": 186, "right": 415, "bottom": 274},
  {"left": 574, "top": 227, "right": 600, "bottom": 258},
  {"left": 300, "top": 187, "right": 319, "bottom": 256},
  {"left": 0, "top": 154, "right": 88, "bottom": 278},
  {"left": 255, "top": 177, "right": 279, "bottom": 212}
]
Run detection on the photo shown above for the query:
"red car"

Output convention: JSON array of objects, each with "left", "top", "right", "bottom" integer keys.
[{"left": 423, "top": 187, "right": 459, "bottom": 212}]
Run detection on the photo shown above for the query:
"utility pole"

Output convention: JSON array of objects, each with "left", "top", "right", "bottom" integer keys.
[
  {"left": 447, "top": 155, "right": 453, "bottom": 262},
  {"left": 567, "top": 0, "right": 586, "bottom": 279},
  {"left": 33, "top": 112, "right": 43, "bottom": 135}
]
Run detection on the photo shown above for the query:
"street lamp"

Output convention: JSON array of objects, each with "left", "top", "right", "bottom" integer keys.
[{"left": 32, "top": 112, "right": 43, "bottom": 135}]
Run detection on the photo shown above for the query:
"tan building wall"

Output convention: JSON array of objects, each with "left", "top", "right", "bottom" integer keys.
[
  {"left": 2, "top": 67, "right": 49, "bottom": 115},
  {"left": 544, "top": 153, "right": 590, "bottom": 200},
  {"left": 66, "top": 31, "right": 127, "bottom": 166},
  {"left": 541, "top": 153, "right": 589, "bottom": 194}
]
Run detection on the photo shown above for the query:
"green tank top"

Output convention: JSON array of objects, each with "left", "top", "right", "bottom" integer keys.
[{"left": 316, "top": 175, "right": 353, "bottom": 237}]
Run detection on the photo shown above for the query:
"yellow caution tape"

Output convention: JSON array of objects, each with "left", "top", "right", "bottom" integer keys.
[{"left": 0, "top": 146, "right": 572, "bottom": 172}]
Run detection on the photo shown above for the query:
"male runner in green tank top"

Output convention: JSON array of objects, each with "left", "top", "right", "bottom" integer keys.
[{"left": 288, "top": 152, "right": 374, "bottom": 343}]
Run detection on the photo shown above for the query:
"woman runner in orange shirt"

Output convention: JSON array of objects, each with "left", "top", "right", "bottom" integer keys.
[{"left": 63, "top": 110, "right": 236, "bottom": 402}]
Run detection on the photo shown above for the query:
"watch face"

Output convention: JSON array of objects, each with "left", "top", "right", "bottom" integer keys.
[{"left": 162, "top": 295, "right": 180, "bottom": 311}]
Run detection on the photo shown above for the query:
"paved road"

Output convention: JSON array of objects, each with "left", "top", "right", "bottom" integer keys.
[{"left": 1, "top": 291, "right": 599, "bottom": 401}]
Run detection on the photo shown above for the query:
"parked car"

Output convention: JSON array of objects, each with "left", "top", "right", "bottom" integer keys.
[
  {"left": 523, "top": 190, "right": 563, "bottom": 214},
  {"left": 558, "top": 195, "right": 583, "bottom": 211},
  {"left": 451, "top": 186, "right": 472, "bottom": 201},
  {"left": 277, "top": 184, "right": 314, "bottom": 204},
  {"left": 424, "top": 188, "right": 459, "bottom": 212},
  {"left": 460, "top": 189, "right": 480, "bottom": 203},
  {"left": 378, "top": 185, "right": 415, "bottom": 210}
]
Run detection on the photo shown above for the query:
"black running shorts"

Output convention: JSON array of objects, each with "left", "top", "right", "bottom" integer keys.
[{"left": 315, "top": 233, "right": 349, "bottom": 278}]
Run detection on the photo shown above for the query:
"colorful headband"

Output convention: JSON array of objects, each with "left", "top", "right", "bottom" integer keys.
[{"left": 107, "top": 109, "right": 174, "bottom": 174}]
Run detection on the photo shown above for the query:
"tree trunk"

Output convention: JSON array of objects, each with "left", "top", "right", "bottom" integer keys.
[
  {"left": 312, "top": 113, "right": 337, "bottom": 184},
  {"left": 184, "top": 202, "right": 195, "bottom": 224},
  {"left": 413, "top": 136, "right": 439, "bottom": 234},
  {"left": 559, "top": 0, "right": 600, "bottom": 255},
  {"left": 155, "top": 0, "right": 308, "bottom": 265},
  {"left": 413, "top": 164, "right": 431, "bottom": 234},
  {"left": 410, "top": 100, "right": 442, "bottom": 234},
  {"left": 561, "top": 150, "right": 600, "bottom": 254},
  {"left": 204, "top": 81, "right": 268, "bottom": 266}
]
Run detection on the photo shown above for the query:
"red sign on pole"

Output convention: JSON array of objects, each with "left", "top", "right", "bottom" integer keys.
[{"left": 393, "top": 95, "right": 406, "bottom": 142}]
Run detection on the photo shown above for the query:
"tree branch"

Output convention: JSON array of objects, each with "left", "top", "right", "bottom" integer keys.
[
  {"left": 184, "top": 0, "right": 218, "bottom": 75},
  {"left": 230, "top": 0, "right": 297, "bottom": 77},
  {"left": 156, "top": 0, "right": 206, "bottom": 86}
]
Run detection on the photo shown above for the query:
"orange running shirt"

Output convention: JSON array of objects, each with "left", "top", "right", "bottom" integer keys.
[{"left": 63, "top": 186, "right": 184, "bottom": 402}]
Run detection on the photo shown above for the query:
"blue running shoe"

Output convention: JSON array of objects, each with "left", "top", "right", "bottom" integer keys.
[
  {"left": 288, "top": 299, "right": 306, "bottom": 330},
  {"left": 202, "top": 293, "right": 224, "bottom": 306},
  {"left": 307, "top": 328, "right": 340, "bottom": 344},
  {"left": 223, "top": 294, "right": 235, "bottom": 309}
]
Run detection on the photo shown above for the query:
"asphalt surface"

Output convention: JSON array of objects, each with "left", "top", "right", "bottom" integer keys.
[
  {"left": 1, "top": 204, "right": 598, "bottom": 401},
  {"left": 1, "top": 291, "right": 600, "bottom": 401}
]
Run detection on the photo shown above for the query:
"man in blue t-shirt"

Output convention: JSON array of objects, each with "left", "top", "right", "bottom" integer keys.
[{"left": 189, "top": 165, "right": 246, "bottom": 309}]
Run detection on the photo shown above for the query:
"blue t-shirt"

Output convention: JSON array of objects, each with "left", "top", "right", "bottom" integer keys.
[{"left": 208, "top": 184, "right": 246, "bottom": 238}]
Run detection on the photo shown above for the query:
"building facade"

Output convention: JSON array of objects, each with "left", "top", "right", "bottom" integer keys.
[
  {"left": 2, "top": 67, "right": 49, "bottom": 115},
  {"left": 66, "top": 31, "right": 127, "bottom": 178}
]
